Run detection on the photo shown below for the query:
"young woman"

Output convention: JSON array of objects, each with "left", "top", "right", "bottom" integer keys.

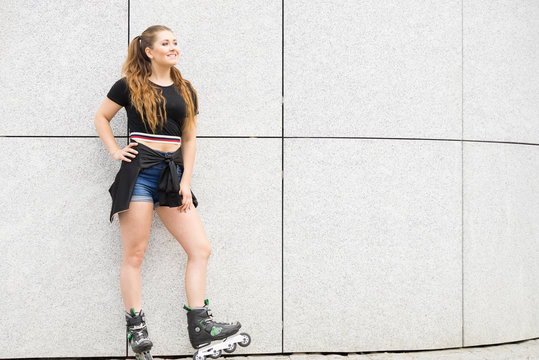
[{"left": 94, "top": 25, "right": 250, "bottom": 360}]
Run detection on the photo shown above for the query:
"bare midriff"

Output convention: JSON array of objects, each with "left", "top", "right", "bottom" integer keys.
[{"left": 134, "top": 140, "right": 181, "bottom": 153}]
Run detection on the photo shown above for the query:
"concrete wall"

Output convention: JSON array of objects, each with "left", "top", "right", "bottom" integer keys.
[{"left": 1, "top": 0, "right": 538, "bottom": 358}]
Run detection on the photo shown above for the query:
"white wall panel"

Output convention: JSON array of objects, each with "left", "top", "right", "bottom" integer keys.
[
  {"left": 0, "top": 0, "right": 128, "bottom": 136},
  {"left": 131, "top": 0, "right": 282, "bottom": 137},
  {"left": 464, "top": 1, "right": 539, "bottom": 144},
  {"left": 463, "top": 142, "right": 539, "bottom": 346},
  {"left": 284, "top": 138, "right": 462, "bottom": 352},
  {"left": 0, "top": 137, "right": 125, "bottom": 357},
  {"left": 134, "top": 138, "right": 282, "bottom": 356},
  {"left": 284, "top": 1, "right": 462, "bottom": 139}
]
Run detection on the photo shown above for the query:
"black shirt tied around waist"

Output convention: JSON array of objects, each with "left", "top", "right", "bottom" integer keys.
[{"left": 108, "top": 141, "right": 198, "bottom": 223}]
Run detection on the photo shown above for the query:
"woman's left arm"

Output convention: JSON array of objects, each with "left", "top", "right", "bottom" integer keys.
[{"left": 180, "top": 115, "right": 197, "bottom": 188}]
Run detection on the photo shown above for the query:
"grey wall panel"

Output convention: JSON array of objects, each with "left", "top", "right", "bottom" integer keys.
[
  {"left": 3, "top": 0, "right": 539, "bottom": 356},
  {"left": 463, "top": 142, "right": 539, "bottom": 346},
  {"left": 1, "top": 136, "right": 282, "bottom": 358},
  {"left": 464, "top": 1, "right": 539, "bottom": 144},
  {"left": 130, "top": 0, "right": 282, "bottom": 137},
  {"left": 0, "top": 0, "right": 128, "bottom": 137},
  {"left": 0, "top": 137, "right": 125, "bottom": 358},
  {"left": 283, "top": 138, "right": 462, "bottom": 352},
  {"left": 115, "top": 138, "right": 282, "bottom": 356},
  {"left": 284, "top": 1, "right": 462, "bottom": 139}
]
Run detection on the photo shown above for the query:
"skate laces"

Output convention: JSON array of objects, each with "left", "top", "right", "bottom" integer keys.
[
  {"left": 127, "top": 323, "right": 148, "bottom": 343},
  {"left": 201, "top": 308, "right": 235, "bottom": 327},
  {"left": 129, "top": 322, "right": 146, "bottom": 330},
  {"left": 128, "top": 328, "right": 148, "bottom": 344},
  {"left": 200, "top": 309, "right": 222, "bottom": 327},
  {"left": 200, "top": 308, "right": 213, "bottom": 323}
]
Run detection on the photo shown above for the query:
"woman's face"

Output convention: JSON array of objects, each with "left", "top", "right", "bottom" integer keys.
[{"left": 147, "top": 30, "right": 179, "bottom": 66}]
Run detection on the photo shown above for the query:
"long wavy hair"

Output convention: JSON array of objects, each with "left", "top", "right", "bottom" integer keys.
[{"left": 120, "top": 25, "right": 198, "bottom": 133}]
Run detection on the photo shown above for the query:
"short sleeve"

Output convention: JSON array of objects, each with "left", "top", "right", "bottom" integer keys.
[
  {"left": 106, "top": 77, "right": 130, "bottom": 107},
  {"left": 186, "top": 81, "right": 199, "bottom": 115}
]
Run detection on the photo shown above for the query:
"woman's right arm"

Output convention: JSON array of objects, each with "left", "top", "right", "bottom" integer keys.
[{"left": 94, "top": 98, "right": 138, "bottom": 162}]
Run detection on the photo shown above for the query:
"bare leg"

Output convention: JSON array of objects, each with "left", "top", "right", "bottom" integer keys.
[
  {"left": 118, "top": 201, "right": 154, "bottom": 313},
  {"left": 156, "top": 206, "right": 211, "bottom": 308}
]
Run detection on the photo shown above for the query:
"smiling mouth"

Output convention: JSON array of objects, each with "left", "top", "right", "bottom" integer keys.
[{"left": 167, "top": 54, "right": 177, "bottom": 58}]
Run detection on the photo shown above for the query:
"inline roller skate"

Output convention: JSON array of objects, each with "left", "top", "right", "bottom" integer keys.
[
  {"left": 184, "top": 299, "right": 251, "bottom": 360},
  {"left": 125, "top": 308, "right": 153, "bottom": 360}
]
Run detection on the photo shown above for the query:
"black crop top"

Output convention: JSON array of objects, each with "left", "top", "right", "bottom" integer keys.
[{"left": 106, "top": 77, "right": 198, "bottom": 145}]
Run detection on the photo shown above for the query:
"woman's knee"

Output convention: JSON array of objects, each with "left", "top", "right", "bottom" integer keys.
[
  {"left": 188, "top": 243, "right": 211, "bottom": 260},
  {"left": 122, "top": 247, "right": 147, "bottom": 268}
]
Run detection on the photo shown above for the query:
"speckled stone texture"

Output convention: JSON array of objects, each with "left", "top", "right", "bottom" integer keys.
[
  {"left": 1, "top": 137, "right": 126, "bottom": 357},
  {"left": 0, "top": 137, "right": 282, "bottom": 358},
  {"left": 463, "top": 142, "right": 539, "bottom": 346},
  {"left": 131, "top": 1, "right": 282, "bottom": 137},
  {"left": 283, "top": 139, "right": 462, "bottom": 352},
  {"left": 284, "top": 1, "right": 462, "bottom": 139},
  {"left": 129, "top": 138, "right": 282, "bottom": 357},
  {"left": 0, "top": 0, "right": 128, "bottom": 137},
  {"left": 463, "top": 1, "right": 539, "bottom": 143},
  {"left": 2, "top": 0, "right": 539, "bottom": 358}
]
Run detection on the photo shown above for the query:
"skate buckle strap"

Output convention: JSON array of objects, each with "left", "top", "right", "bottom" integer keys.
[
  {"left": 129, "top": 323, "right": 146, "bottom": 331},
  {"left": 199, "top": 318, "right": 212, "bottom": 332}
]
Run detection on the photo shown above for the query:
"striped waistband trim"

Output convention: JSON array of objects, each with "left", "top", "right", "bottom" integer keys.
[{"left": 129, "top": 132, "right": 181, "bottom": 144}]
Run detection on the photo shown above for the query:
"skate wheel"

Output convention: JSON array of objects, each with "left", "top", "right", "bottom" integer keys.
[
  {"left": 136, "top": 352, "right": 153, "bottom": 360},
  {"left": 193, "top": 350, "right": 205, "bottom": 360},
  {"left": 238, "top": 332, "right": 251, "bottom": 347},
  {"left": 209, "top": 349, "right": 221, "bottom": 359},
  {"left": 223, "top": 342, "right": 237, "bottom": 353}
]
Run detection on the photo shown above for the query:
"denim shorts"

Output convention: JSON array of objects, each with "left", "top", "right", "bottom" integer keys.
[{"left": 131, "top": 150, "right": 183, "bottom": 209}]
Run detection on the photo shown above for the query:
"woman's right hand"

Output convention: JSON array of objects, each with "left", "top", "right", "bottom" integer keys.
[{"left": 112, "top": 142, "right": 139, "bottom": 162}]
